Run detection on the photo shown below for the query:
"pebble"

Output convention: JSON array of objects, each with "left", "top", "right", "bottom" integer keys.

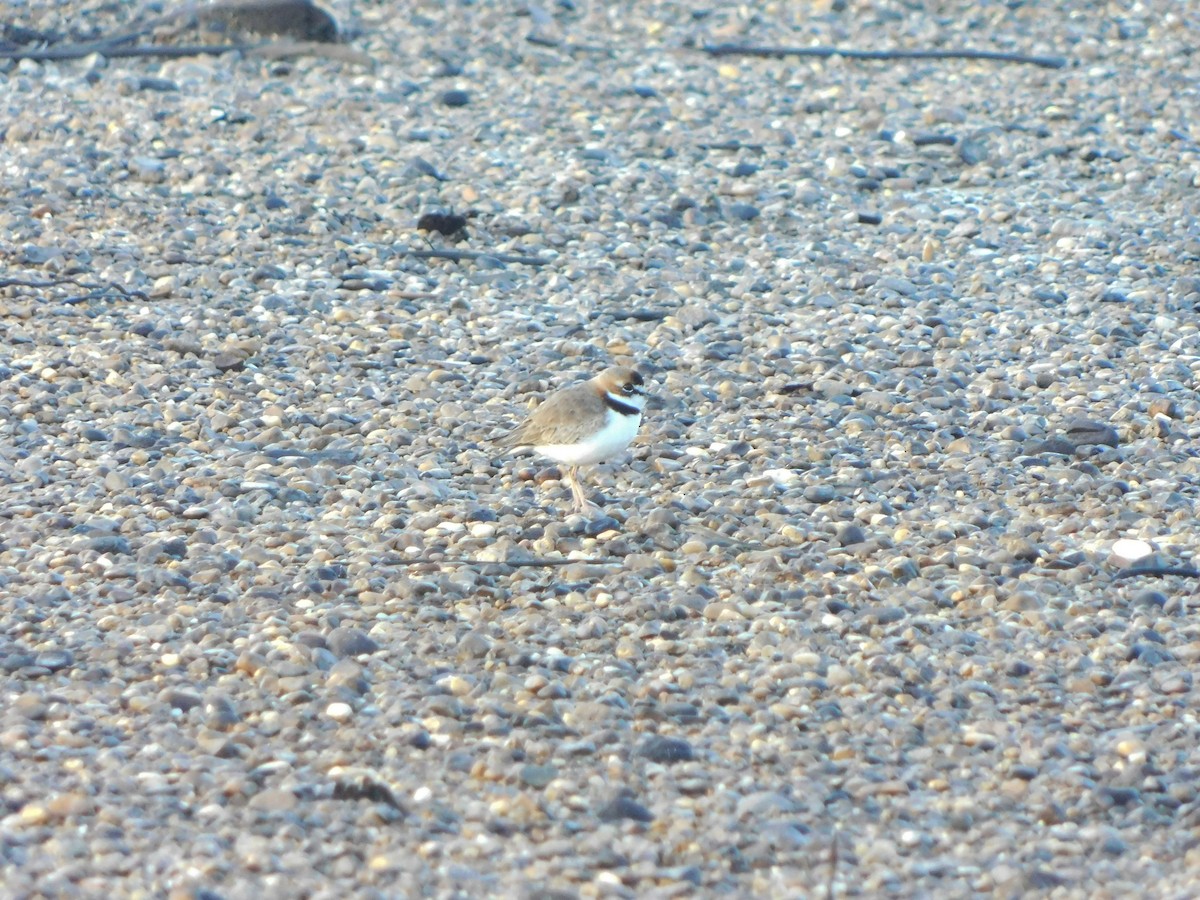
[
  {"left": 326, "top": 702, "right": 354, "bottom": 722},
  {"left": 803, "top": 484, "right": 837, "bottom": 503},
  {"left": 1062, "top": 419, "right": 1120, "bottom": 448},
  {"left": 727, "top": 202, "right": 760, "bottom": 221},
  {"left": 519, "top": 764, "right": 557, "bottom": 788},
  {"left": 33, "top": 650, "right": 74, "bottom": 671},
  {"left": 638, "top": 736, "right": 696, "bottom": 764},
  {"left": 836, "top": 524, "right": 867, "bottom": 547},
  {"left": 596, "top": 795, "right": 655, "bottom": 823},
  {"left": 327, "top": 627, "right": 379, "bottom": 658}
]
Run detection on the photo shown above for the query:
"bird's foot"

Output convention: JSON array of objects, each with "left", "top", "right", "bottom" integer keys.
[{"left": 572, "top": 499, "right": 604, "bottom": 518}]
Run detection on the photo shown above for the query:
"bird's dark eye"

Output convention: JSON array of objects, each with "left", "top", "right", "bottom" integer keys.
[{"left": 622, "top": 383, "right": 634, "bottom": 394}]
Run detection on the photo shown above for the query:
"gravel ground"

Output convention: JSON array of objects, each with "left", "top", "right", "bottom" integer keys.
[{"left": 2, "top": 0, "right": 1200, "bottom": 897}]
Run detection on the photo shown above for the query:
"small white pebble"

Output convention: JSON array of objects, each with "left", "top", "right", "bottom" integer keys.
[
  {"left": 326, "top": 702, "right": 353, "bottom": 722},
  {"left": 1111, "top": 538, "right": 1154, "bottom": 566}
]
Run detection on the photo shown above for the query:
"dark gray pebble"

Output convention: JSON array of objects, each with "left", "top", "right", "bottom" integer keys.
[
  {"left": 1102, "top": 833, "right": 1128, "bottom": 855},
  {"left": 440, "top": 89, "right": 471, "bottom": 107},
  {"left": 1063, "top": 419, "right": 1119, "bottom": 448},
  {"left": 205, "top": 694, "right": 241, "bottom": 730},
  {"left": 296, "top": 631, "right": 329, "bottom": 650},
  {"left": 328, "top": 627, "right": 379, "bottom": 658},
  {"left": 310, "top": 647, "right": 337, "bottom": 671},
  {"left": 88, "top": 535, "right": 130, "bottom": 554},
  {"left": 804, "top": 484, "right": 837, "bottom": 503},
  {"left": 161, "top": 538, "right": 188, "bottom": 559},
  {"left": 1128, "top": 643, "right": 1174, "bottom": 666},
  {"left": 596, "top": 794, "right": 654, "bottom": 822},
  {"left": 913, "top": 133, "right": 957, "bottom": 146},
  {"left": 211, "top": 352, "right": 245, "bottom": 372},
  {"left": 959, "top": 135, "right": 989, "bottom": 165},
  {"left": 165, "top": 689, "right": 204, "bottom": 711},
  {"left": 664, "top": 702, "right": 701, "bottom": 721},
  {"left": 250, "top": 264, "right": 287, "bottom": 282},
  {"left": 727, "top": 202, "right": 760, "bottom": 221},
  {"left": 34, "top": 649, "right": 74, "bottom": 671},
  {"left": 1, "top": 652, "right": 36, "bottom": 672},
  {"left": 1028, "top": 438, "right": 1075, "bottom": 457},
  {"left": 138, "top": 77, "right": 179, "bottom": 92},
  {"left": 638, "top": 735, "right": 695, "bottom": 763},
  {"left": 1134, "top": 589, "right": 1167, "bottom": 607},
  {"left": 873, "top": 606, "right": 905, "bottom": 624},
  {"left": 519, "top": 763, "right": 557, "bottom": 788},
  {"left": 128, "top": 320, "right": 156, "bottom": 337},
  {"left": 574, "top": 514, "right": 620, "bottom": 537},
  {"left": 836, "top": 524, "right": 867, "bottom": 547},
  {"left": 1100, "top": 786, "right": 1140, "bottom": 806}
]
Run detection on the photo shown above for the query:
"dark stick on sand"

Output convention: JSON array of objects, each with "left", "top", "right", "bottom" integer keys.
[{"left": 702, "top": 43, "right": 1068, "bottom": 70}]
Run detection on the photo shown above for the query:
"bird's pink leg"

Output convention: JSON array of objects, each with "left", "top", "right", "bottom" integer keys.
[{"left": 566, "top": 466, "right": 601, "bottom": 516}]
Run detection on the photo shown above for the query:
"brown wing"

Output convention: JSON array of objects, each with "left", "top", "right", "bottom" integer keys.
[{"left": 500, "top": 384, "right": 606, "bottom": 447}]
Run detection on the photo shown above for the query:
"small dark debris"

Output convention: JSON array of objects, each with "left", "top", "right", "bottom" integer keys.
[
  {"left": 1099, "top": 786, "right": 1141, "bottom": 807},
  {"left": 596, "top": 794, "right": 654, "bottom": 823},
  {"left": 610, "top": 309, "right": 667, "bottom": 322},
  {"left": 417, "top": 211, "right": 469, "bottom": 237},
  {"left": 137, "top": 77, "right": 179, "bottom": 92},
  {"left": 913, "top": 133, "right": 957, "bottom": 147},
  {"left": 331, "top": 772, "right": 407, "bottom": 812}
]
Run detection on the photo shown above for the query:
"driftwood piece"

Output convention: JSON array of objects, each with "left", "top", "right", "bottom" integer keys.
[
  {"left": 0, "top": 276, "right": 150, "bottom": 305},
  {"left": 0, "top": 0, "right": 345, "bottom": 63},
  {"left": 702, "top": 43, "right": 1068, "bottom": 70},
  {"left": 390, "top": 556, "right": 620, "bottom": 570},
  {"left": 401, "top": 247, "right": 553, "bottom": 267},
  {"left": 1112, "top": 564, "right": 1200, "bottom": 582}
]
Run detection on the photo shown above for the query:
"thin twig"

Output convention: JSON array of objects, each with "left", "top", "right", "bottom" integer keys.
[
  {"left": 0, "top": 277, "right": 150, "bottom": 304},
  {"left": 1112, "top": 565, "right": 1200, "bottom": 582},
  {"left": 391, "top": 556, "right": 620, "bottom": 568},
  {"left": 701, "top": 43, "right": 1068, "bottom": 70},
  {"left": 826, "top": 828, "right": 839, "bottom": 900},
  {"left": 0, "top": 42, "right": 257, "bottom": 61},
  {"left": 401, "top": 247, "right": 552, "bottom": 267}
]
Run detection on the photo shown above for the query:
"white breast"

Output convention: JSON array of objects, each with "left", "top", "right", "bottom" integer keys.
[{"left": 535, "top": 408, "right": 641, "bottom": 466}]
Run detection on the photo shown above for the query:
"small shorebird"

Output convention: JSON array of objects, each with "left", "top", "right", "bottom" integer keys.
[{"left": 500, "top": 366, "right": 647, "bottom": 514}]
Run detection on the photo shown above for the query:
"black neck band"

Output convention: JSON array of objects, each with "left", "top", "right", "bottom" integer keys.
[{"left": 605, "top": 393, "right": 641, "bottom": 416}]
